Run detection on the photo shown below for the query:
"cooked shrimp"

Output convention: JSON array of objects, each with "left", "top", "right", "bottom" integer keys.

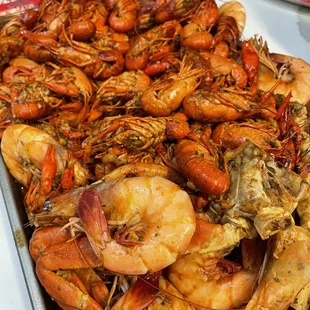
[
  {"left": 1, "top": 124, "right": 89, "bottom": 188},
  {"left": 169, "top": 238, "right": 264, "bottom": 310},
  {"left": 186, "top": 219, "right": 256, "bottom": 256},
  {"left": 253, "top": 38, "right": 310, "bottom": 105},
  {"left": 111, "top": 276, "right": 193, "bottom": 310},
  {"left": 281, "top": 224, "right": 310, "bottom": 310},
  {"left": 246, "top": 228, "right": 310, "bottom": 310},
  {"left": 39, "top": 177, "right": 196, "bottom": 275},
  {"left": 148, "top": 278, "right": 194, "bottom": 310},
  {"left": 266, "top": 54, "right": 310, "bottom": 105},
  {"left": 31, "top": 163, "right": 186, "bottom": 226},
  {"left": 288, "top": 219, "right": 310, "bottom": 310},
  {"left": 111, "top": 273, "right": 160, "bottom": 310},
  {"left": 1, "top": 124, "right": 66, "bottom": 187},
  {"left": 218, "top": 1, "right": 246, "bottom": 34},
  {"left": 211, "top": 1, "right": 245, "bottom": 51}
]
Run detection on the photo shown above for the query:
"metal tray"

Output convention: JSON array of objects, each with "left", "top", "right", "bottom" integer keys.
[
  {"left": 0, "top": 155, "right": 54, "bottom": 309},
  {"left": 0, "top": 1, "right": 39, "bottom": 27},
  {"left": 283, "top": 0, "right": 310, "bottom": 7}
]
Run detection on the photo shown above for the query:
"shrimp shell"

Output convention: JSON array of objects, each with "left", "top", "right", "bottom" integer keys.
[{"left": 218, "top": 1, "right": 246, "bottom": 34}]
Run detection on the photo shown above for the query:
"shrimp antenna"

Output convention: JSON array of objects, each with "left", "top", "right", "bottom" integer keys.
[{"left": 138, "top": 276, "right": 245, "bottom": 310}]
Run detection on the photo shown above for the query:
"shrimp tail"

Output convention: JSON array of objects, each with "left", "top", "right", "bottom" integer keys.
[
  {"left": 77, "top": 189, "right": 109, "bottom": 258},
  {"left": 112, "top": 273, "right": 160, "bottom": 310}
]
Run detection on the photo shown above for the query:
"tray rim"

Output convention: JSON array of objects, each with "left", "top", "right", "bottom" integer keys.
[
  {"left": 0, "top": 154, "right": 47, "bottom": 310},
  {"left": 283, "top": 0, "right": 310, "bottom": 7},
  {"left": 0, "top": 6, "right": 39, "bottom": 27}
]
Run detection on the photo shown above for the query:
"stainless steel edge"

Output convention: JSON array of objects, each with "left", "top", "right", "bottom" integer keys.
[
  {"left": 0, "top": 155, "right": 48, "bottom": 310},
  {"left": 0, "top": 6, "right": 39, "bottom": 27},
  {"left": 283, "top": 0, "right": 310, "bottom": 7}
]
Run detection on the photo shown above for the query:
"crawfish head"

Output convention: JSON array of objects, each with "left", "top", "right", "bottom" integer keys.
[
  {"left": 82, "top": 116, "right": 168, "bottom": 156},
  {"left": 0, "top": 37, "right": 23, "bottom": 66}
]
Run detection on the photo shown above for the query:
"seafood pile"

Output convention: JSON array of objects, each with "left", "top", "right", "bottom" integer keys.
[{"left": 0, "top": 0, "right": 310, "bottom": 309}]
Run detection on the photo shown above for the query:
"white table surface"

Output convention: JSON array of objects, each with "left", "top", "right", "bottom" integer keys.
[{"left": 0, "top": 1, "right": 309, "bottom": 309}]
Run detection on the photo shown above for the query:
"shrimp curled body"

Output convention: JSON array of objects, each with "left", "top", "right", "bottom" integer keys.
[
  {"left": 39, "top": 176, "right": 196, "bottom": 275},
  {"left": 1, "top": 124, "right": 88, "bottom": 188}
]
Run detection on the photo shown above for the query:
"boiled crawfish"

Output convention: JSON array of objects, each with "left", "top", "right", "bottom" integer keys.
[
  {"left": 82, "top": 115, "right": 190, "bottom": 156},
  {"left": 125, "top": 20, "right": 182, "bottom": 71}
]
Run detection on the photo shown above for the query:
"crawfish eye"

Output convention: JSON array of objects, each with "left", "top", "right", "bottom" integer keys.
[
  {"left": 43, "top": 200, "right": 52, "bottom": 212},
  {"left": 195, "top": 150, "right": 204, "bottom": 157},
  {"left": 269, "top": 140, "right": 280, "bottom": 148}
]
